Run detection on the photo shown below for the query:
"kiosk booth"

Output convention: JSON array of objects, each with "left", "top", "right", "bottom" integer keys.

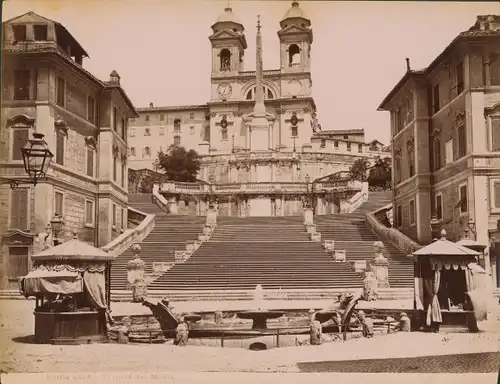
[
  {"left": 411, "top": 230, "right": 490, "bottom": 332},
  {"left": 19, "top": 233, "right": 113, "bottom": 344}
]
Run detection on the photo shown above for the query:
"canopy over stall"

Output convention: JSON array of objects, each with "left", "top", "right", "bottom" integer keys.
[
  {"left": 410, "top": 230, "right": 489, "bottom": 332},
  {"left": 19, "top": 233, "right": 115, "bottom": 344}
]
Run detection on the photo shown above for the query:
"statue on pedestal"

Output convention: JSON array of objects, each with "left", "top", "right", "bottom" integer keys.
[
  {"left": 174, "top": 318, "right": 189, "bottom": 346},
  {"left": 370, "top": 241, "right": 390, "bottom": 288},
  {"left": 127, "top": 243, "right": 147, "bottom": 302}
]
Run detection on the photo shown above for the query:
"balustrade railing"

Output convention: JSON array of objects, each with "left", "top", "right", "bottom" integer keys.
[
  {"left": 101, "top": 207, "right": 155, "bottom": 259},
  {"left": 159, "top": 179, "right": 362, "bottom": 195}
]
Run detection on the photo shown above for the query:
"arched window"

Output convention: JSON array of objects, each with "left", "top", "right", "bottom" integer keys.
[
  {"left": 174, "top": 118, "right": 181, "bottom": 132},
  {"left": 220, "top": 49, "right": 231, "bottom": 71},
  {"left": 288, "top": 44, "right": 301, "bottom": 66},
  {"left": 245, "top": 85, "right": 275, "bottom": 101},
  {"left": 144, "top": 147, "right": 151, "bottom": 157}
]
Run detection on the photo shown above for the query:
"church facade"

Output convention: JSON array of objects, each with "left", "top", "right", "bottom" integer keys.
[{"left": 128, "top": 2, "right": 389, "bottom": 217}]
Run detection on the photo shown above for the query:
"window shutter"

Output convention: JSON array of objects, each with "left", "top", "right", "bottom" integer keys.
[
  {"left": 492, "top": 118, "right": 500, "bottom": 152},
  {"left": 56, "top": 133, "right": 64, "bottom": 165},
  {"left": 10, "top": 189, "right": 28, "bottom": 229},
  {"left": 495, "top": 183, "right": 500, "bottom": 208},
  {"left": 86, "top": 148, "right": 94, "bottom": 177},
  {"left": 12, "top": 129, "right": 29, "bottom": 160}
]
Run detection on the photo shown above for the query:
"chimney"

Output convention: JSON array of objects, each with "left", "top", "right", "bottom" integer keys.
[
  {"left": 405, "top": 58, "right": 411, "bottom": 72},
  {"left": 109, "top": 70, "right": 120, "bottom": 85},
  {"left": 149, "top": 102, "right": 154, "bottom": 108}
]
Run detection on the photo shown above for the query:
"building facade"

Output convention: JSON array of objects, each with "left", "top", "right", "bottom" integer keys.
[
  {"left": 379, "top": 15, "right": 500, "bottom": 286},
  {"left": 128, "top": 2, "right": 390, "bottom": 217},
  {"left": 0, "top": 12, "right": 137, "bottom": 288}
]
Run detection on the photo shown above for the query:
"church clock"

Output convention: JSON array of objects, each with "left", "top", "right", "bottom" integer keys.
[{"left": 217, "top": 83, "right": 232, "bottom": 99}]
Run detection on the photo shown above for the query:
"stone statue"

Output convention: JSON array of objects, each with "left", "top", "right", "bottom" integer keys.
[
  {"left": 399, "top": 312, "right": 411, "bottom": 332},
  {"left": 358, "top": 311, "right": 374, "bottom": 338},
  {"left": 127, "top": 244, "right": 147, "bottom": 300},
  {"left": 373, "top": 241, "right": 387, "bottom": 262},
  {"left": 362, "top": 271, "right": 378, "bottom": 301},
  {"left": 174, "top": 319, "right": 189, "bottom": 346},
  {"left": 310, "top": 319, "right": 322, "bottom": 345}
]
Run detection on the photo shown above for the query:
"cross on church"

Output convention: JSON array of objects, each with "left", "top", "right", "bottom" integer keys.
[
  {"left": 285, "top": 112, "right": 304, "bottom": 136},
  {"left": 215, "top": 114, "right": 234, "bottom": 140}
]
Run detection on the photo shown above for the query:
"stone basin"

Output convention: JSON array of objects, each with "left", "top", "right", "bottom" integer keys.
[
  {"left": 236, "top": 310, "right": 285, "bottom": 329},
  {"left": 183, "top": 314, "right": 202, "bottom": 323}
]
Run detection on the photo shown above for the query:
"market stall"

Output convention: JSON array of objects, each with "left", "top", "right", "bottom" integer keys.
[
  {"left": 411, "top": 230, "right": 490, "bottom": 332},
  {"left": 19, "top": 233, "right": 113, "bottom": 344}
]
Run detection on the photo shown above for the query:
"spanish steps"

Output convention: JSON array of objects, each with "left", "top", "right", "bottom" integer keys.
[
  {"left": 314, "top": 191, "right": 414, "bottom": 288},
  {"left": 110, "top": 194, "right": 206, "bottom": 290},
  {"left": 114, "top": 190, "right": 414, "bottom": 292},
  {"left": 149, "top": 215, "right": 363, "bottom": 291}
]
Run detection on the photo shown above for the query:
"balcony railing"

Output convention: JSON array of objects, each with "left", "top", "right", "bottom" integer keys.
[{"left": 160, "top": 180, "right": 362, "bottom": 195}]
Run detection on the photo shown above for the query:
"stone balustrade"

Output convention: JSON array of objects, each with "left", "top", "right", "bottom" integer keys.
[
  {"left": 159, "top": 180, "right": 362, "bottom": 196},
  {"left": 365, "top": 203, "right": 422, "bottom": 255},
  {"left": 101, "top": 207, "right": 155, "bottom": 259}
]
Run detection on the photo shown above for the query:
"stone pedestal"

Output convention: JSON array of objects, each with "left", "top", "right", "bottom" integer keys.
[
  {"left": 126, "top": 244, "right": 145, "bottom": 292},
  {"left": 132, "top": 278, "right": 147, "bottom": 302},
  {"left": 167, "top": 198, "right": 178, "bottom": 214},
  {"left": 370, "top": 243, "right": 390, "bottom": 288},
  {"left": 362, "top": 271, "right": 378, "bottom": 301},
  {"left": 206, "top": 207, "right": 217, "bottom": 226},
  {"left": 306, "top": 223, "right": 317, "bottom": 235},
  {"left": 203, "top": 226, "right": 212, "bottom": 236},
  {"left": 186, "top": 240, "right": 195, "bottom": 254},
  {"left": 324, "top": 240, "right": 335, "bottom": 252},
  {"left": 310, "top": 320, "right": 322, "bottom": 345},
  {"left": 399, "top": 312, "right": 411, "bottom": 332},
  {"left": 334, "top": 250, "right": 346, "bottom": 262},
  {"left": 370, "top": 260, "right": 389, "bottom": 288},
  {"left": 214, "top": 311, "right": 223, "bottom": 325},
  {"left": 304, "top": 207, "right": 314, "bottom": 225},
  {"left": 310, "top": 232, "right": 321, "bottom": 242}
]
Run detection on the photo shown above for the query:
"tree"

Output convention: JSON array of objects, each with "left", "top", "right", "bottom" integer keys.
[
  {"left": 349, "top": 158, "right": 370, "bottom": 181},
  {"left": 368, "top": 157, "right": 392, "bottom": 189},
  {"left": 157, "top": 145, "right": 201, "bottom": 182}
]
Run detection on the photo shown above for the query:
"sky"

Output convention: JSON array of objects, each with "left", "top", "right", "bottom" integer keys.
[{"left": 3, "top": 0, "right": 498, "bottom": 144}]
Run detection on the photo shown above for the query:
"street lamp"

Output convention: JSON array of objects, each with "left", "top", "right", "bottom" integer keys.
[
  {"left": 292, "top": 136, "right": 297, "bottom": 152},
  {"left": 467, "top": 218, "right": 477, "bottom": 240},
  {"left": 49, "top": 213, "right": 65, "bottom": 246},
  {"left": 429, "top": 216, "right": 441, "bottom": 241},
  {"left": 305, "top": 174, "right": 313, "bottom": 208},
  {"left": 0, "top": 132, "right": 53, "bottom": 189}
]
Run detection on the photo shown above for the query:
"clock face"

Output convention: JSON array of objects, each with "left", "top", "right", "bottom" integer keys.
[{"left": 217, "top": 83, "right": 232, "bottom": 98}]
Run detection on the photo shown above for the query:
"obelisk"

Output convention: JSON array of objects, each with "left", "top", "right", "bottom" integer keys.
[{"left": 243, "top": 15, "right": 275, "bottom": 151}]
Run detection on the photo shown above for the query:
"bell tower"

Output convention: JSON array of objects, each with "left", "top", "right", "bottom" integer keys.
[
  {"left": 278, "top": 1, "right": 313, "bottom": 74},
  {"left": 209, "top": 5, "right": 247, "bottom": 78}
]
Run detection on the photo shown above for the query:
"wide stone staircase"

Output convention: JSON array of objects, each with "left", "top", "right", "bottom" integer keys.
[
  {"left": 110, "top": 194, "right": 206, "bottom": 290},
  {"left": 149, "top": 216, "right": 363, "bottom": 291},
  {"left": 315, "top": 190, "right": 414, "bottom": 288}
]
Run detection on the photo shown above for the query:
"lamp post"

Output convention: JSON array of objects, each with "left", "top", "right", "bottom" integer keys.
[
  {"left": 49, "top": 213, "right": 65, "bottom": 246},
  {"left": 467, "top": 218, "right": 477, "bottom": 240},
  {"left": 429, "top": 216, "right": 441, "bottom": 241},
  {"left": 0, "top": 133, "right": 53, "bottom": 189},
  {"left": 231, "top": 134, "right": 235, "bottom": 153},
  {"left": 292, "top": 136, "right": 297, "bottom": 153}
]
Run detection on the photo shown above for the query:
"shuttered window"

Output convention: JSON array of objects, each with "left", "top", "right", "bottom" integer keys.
[
  {"left": 86, "top": 147, "right": 94, "bottom": 177},
  {"left": 10, "top": 189, "right": 28, "bottom": 230},
  {"left": 492, "top": 118, "right": 500, "bottom": 152},
  {"left": 409, "top": 200, "right": 416, "bottom": 225},
  {"left": 494, "top": 182, "right": 500, "bottom": 208},
  {"left": 7, "top": 247, "right": 29, "bottom": 280},
  {"left": 55, "top": 132, "right": 64, "bottom": 165},
  {"left": 85, "top": 200, "right": 94, "bottom": 225},
  {"left": 12, "top": 129, "right": 29, "bottom": 160},
  {"left": 54, "top": 192, "right": 64, "bottom": 216}
]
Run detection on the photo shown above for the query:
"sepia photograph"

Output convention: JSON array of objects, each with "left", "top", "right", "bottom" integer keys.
[{"left": 0, "top": 0, "right": 499, "bottom": 382}]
